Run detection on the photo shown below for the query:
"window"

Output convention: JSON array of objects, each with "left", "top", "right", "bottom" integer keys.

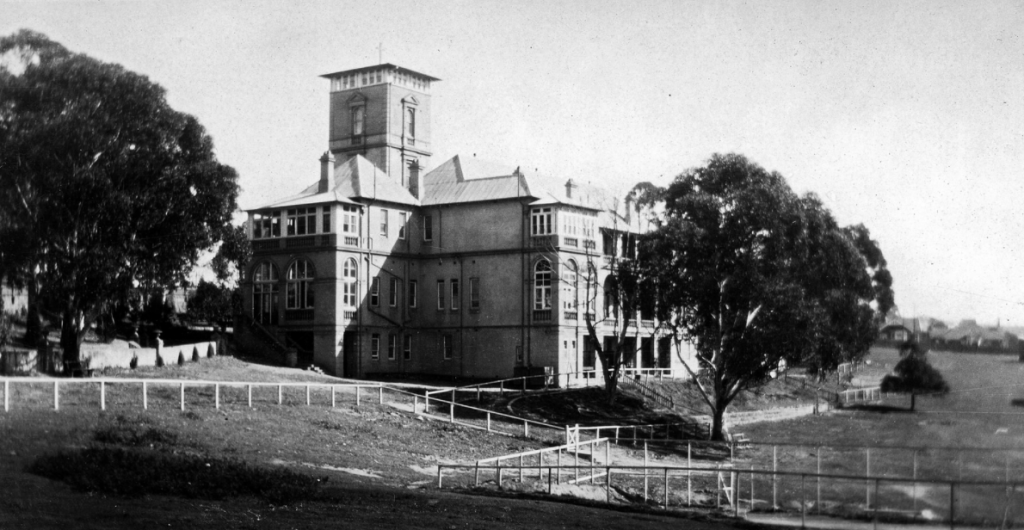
[
  {"left": 398, "top": 212, "right": 407, "bottom": 239},
  {"left": 370, "top": 277, "right": 379, "bottom": 307},
  {"left": 322, "top": 206, "right": 331, "bottom": 233},
  {"left": 286, "top": 260, "right": 314, "bottom": 309},
  {"left": 405, "top": 107, "right": 416, "bottom": 140},
  {"left": 450, "top": 279, "right": 460, "bottom": 310},
  {"left": 408, "top": 280, "right": 418, "bottom": 308},
  {"left": 403, "top": 335, "right": 412, "bottom": 360},
  {"left": 252, "top": 262, "right": 279, "bottom": 325},
  {"left": 469, "top": 277, "right": 480, "bottom": 310},
  {"left": 583, "top": 337, "right": 597, "bottom": 370},
  {"left": 531, "top": 207, "right": 552, "bottom": 236},
  {"left": 287, "top": 207, "right": 317, "bottom": 236},
  {"left": 515, "top": 345, "right": 523, "bottom": 364},
  {"left": 563, "top": 260, "right": 578, "bottom": 310},
  {"left": 534, "top": 260, "right": 552, "bottom": 310},
  {"left": 423, "top": 214, "right": 432, "bottom": 241},
  {"left": 342, "top": 258, "right": 358, "bottom": 308},
  {"left": 389, "top": 277, "right": 398, "bottom": 306},
  {"left": 253, "top": 211, "right": 281, "bottom": 239},
  {"left": 388, "top": 334, "right": 397, "bottom": 360},
  {"left": 342, "top": 205, "right": 359, "bottom": 235},
  {"left": 380, "top": 209, "right": 388, "bottom": 237},
  {"left": 436, "top": 279, "right": 445, "bottom": 310},
  {"left": 352, "top": 105, "right": 365, "bottom": 136},
  {"left": 442, "top": 334, "right": 452, "bottom": 360},
  {"left": 371, "top": 333, "right": 379, "bottom": 360}
]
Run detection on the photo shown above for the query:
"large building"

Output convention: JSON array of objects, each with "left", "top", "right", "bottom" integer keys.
[{"left": 239, "top": 64, "right": 690, "bottom": 381}]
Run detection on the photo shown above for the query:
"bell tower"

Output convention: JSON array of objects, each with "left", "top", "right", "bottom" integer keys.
[{"left": 321, "top": 64, "right": 439, "bottom": 195}]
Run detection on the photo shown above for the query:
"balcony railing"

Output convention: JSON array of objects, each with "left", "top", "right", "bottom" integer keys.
[
  {"left": 343, "top": 310, "right": 357, "bottom": 320},
  {"left": 533, "top": 309, "right": 552, "bottom": 322},
  {"left": 342, "top": 236, "right": 361, "bottom": 247},
  {"left": 563, "top": 311, "right": 578, "bottom": 321},
  {"left": 252, "top": 234, "right": 340, "bottom": 253},
  {"left": 284, "top": 309, "right": 314, "bottom": 321},
  {"left": 563, "top": 237, "right": 578, "bottom": 248}
]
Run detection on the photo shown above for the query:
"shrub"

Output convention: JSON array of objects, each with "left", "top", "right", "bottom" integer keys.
[
  {"left": 191, "top": 346, "right": 200, "bottom": 362},
  {"left": 129, "top": 354, "right": 138, "bottom": 369},
  {"left": 29, "top": 447, "right": 327, "bottom": 503},
  {"left": 207, "top": 342, "right": 215, "bottom": 358},
  {"left": 177, "top": 351, "right": 185, "bottom": 366},
  {"left": 155, "top": 354, "right": 164, "bottom": 367}
]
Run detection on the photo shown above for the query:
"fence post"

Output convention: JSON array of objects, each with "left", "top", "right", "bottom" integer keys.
[
  {"left": 548, "top": 462, "right": 553, "bottom": 494},
  {"left": 644, "top": 442, "right": 649, "bottom": 501},
  {"left": 248, "top": 384, "right": 252, "bottom": 408},
  {"left": 3, "top": 380, "right": 7, "bottom": 412},
  {"left": 449, "top": 395, "right": 455, "bottom": 424},
  {"left": 100, "top": 381, "right": 106, "bottom": 411},
  {"left": 437, "top": 466, "right": 443, "bottom": 488},
  {"left": 379, "top": 385, "right": 383, "bottom": 405},
  {"left": 474, "top": 462, "right": 480, "bottom": 486},
  {"left": 866, "top": 448, "right": 873, "bottom": 507},
  {"left": 817, "top": 447, "right": 822, "bottom": 513},
  {"left": 305, "top": 385, "right": 310, "bottom": 406},
  {"left": 331, "top": 386, "right": 335, "bottom": 408},
  {"left": 215, "top": 383, "right": 220, "bottom": 409},
  {"left": 519, "top": 455, "right": 523, "bottom": 482},
  {"left": 751, "top": 466, "right": 755, "bottom": 511},
  {"left": 278, "top": 384, "right": 282, "bottom": 405},
  {"left": 733, "top": 471, "right": 739, "bottom": 517},
  {"left": 180, "top": 382, "right": 185, "bottom": 411},
  {"left": 913, "top": 449, "right": 919, "bottom": 513},
  {"left": 688, "top": 442, "right": 693, "bottom": 506},
  {"left": 356, "top": 386, "right": 361, "bottom": 406},
  {"left": 524, "top": 421, "right": 529, "bottom": 437},
  {"left": 414, "top": 395, "right": 419, "bottom": 414},
  {"left": 477, "top": 387, "right": 481, "bottom": 402},
  {"left": 142, "top": 381, "right": 147, "bottom": 410},
  {"left": 499, "top": 380, "right": 503, "bottom": 396},
  {"left": 486, "top": 412, "right": 491, "bottom": 432},
  {"left": 606, "top": 467, "right": 612, "bottom": 503},
  {"left": 557, "top": 449, "right": 561, "bottom": 484},
  {"left": 497, "top": 466, "right": 503, "bottom": 488},
  {"left": 53, "top": 381, "right": 59, "bottom": 411},
  {"left": 664, "top": 467, "right": 670, "bottom": 508},
  {"left": 773, "top": 445, "right": 778, "bottom": 509},
  {"left": 574, "top": 442, "right": 579, "bottom": 483},
  {"left": 801, "top": 474, "right": 806, "bottom": 528}
]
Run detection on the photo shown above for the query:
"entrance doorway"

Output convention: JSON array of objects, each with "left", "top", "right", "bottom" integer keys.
[{"left": 342, "top": 331, "right": 358, "bottom": 378}]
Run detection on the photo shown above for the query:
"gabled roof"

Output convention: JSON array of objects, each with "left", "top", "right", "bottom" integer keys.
[
  {"left": 420, "top": 155, "right": 533, "bottom": 205},
  {"left": 249, "top": 155, "right": 418, "bottom": 211}
]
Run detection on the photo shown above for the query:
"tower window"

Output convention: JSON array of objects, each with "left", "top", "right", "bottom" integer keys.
[
  {"left": 352, "top": 105, "right": 365, "bottom": 137},
  {"left": 405, "top": 108, "right": 416, "bottom": 139},
  {"left": 469, "top": 277, "right": 480, "bottom": 310},
  {"left": 380, "top": 209, "right": 389, "bottom": 237},
  {"left": 389, "top": 277, "right": 398, "bottom": 307},
  {"left": 531, "top": 208, "right": 553, "bottom": 236},
  {"left": 534, "top": 259, "right": 552, "bottom": 310}
]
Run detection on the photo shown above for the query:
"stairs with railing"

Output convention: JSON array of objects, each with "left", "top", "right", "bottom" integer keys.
[
  {"left": 242, "top": 315, "right": 289, "bottom": 357},
  {"left": 618, "top": 374, "right": 675, "bottom": 409}
]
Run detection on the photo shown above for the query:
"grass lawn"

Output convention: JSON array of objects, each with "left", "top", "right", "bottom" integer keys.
[{"left": 731, "top": 346, "right": 1024, "bottom": 524}]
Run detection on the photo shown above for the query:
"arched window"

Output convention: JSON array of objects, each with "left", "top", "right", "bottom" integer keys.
[
  {"left": 286, "top": 260, "right": 314, "bottom": 310},
  {"left": 534, "top": 259, "right": 552, "bottom": 310},
  {"left": 562, "top": 260, "right": 578, "bottom": 311},
  {"left": 342, "top": 258, "right": 358, "bottom": 308},
  {"left": 252, "top": 262, "right": 279, "bottom": 325},
  {"left": 603, "top": 274, "right": 619, "bottom": 319}
]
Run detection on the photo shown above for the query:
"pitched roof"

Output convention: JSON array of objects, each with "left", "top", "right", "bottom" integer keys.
[
  {"left": 250, "top": 155, "right": 419, "bottom": 211},
  {"left": 420, "top": 155, "right": 532, "bottom": 205}
]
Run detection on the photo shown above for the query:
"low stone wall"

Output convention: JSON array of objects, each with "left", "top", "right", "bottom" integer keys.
[{"left": 81, "top": 341, "right": 218, "bottom": 370}]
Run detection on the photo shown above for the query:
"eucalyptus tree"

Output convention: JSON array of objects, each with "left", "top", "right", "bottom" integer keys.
[
  {"left": 0, "top": 30, "right": 239, "bottom": 363},
  {"left": 643, "top": 154, "right": 893, "bottom": 439}
]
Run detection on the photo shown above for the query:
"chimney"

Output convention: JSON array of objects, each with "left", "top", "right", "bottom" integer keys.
[
  {"left": 407, "top": 160, "right": 421, "bottom": 199},
  {"left": 319, "top": 151, "right": 335, "bottom": 193},
  {"left": 565, "top": 178, "right": 576, "bottom": 199}
]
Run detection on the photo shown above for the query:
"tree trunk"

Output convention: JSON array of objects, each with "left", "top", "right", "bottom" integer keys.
[
  {"left": 24, "top": 274, "right": 41, "bottom": 345},
  {"left": 710, "top": 403, "right": 727, "bottom": 441},
  {"left": 59, "top": 309, "right": 82, "bottom": 364},
  {"left": 604, "top": 369, "right": 619, "bottom": 405}
]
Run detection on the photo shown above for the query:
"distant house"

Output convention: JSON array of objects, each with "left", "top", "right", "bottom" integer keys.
[
  {"left": 878, "top": 314, "right": 928, "bottom": 345},
  {"left": 931, "top": 319, "right": 1019, "bottom": 352}
]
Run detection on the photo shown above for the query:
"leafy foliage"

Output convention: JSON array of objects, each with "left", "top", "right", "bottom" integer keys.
[
  {"left": 0, "top": 30, "right": 239, "bottom": 363},
  {"left": 642, "top": 153, "right": 894, "bottom": 439},
  {"left": 881, "top": 344, "right": 949, "bottom": 410},
  {"left": 187, "top": 279, "right": 233, "bottom": 324}
]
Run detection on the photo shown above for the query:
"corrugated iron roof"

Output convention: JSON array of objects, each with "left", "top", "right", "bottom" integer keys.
[
  {"left": 248, "top": 155, "right": 419, "bottom": 211},
  {"left": 420, "top": 155, "right": 532, "bottom": 205}
]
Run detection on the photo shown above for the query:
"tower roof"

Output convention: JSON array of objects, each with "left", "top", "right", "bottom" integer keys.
[{"left": 320, "top": 63, "right": 440, "bottom": 82}]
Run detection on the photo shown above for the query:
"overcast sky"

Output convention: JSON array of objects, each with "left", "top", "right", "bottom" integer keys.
[{"left": 4, "top": 0, "right": 1023, "bottom": 326}]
